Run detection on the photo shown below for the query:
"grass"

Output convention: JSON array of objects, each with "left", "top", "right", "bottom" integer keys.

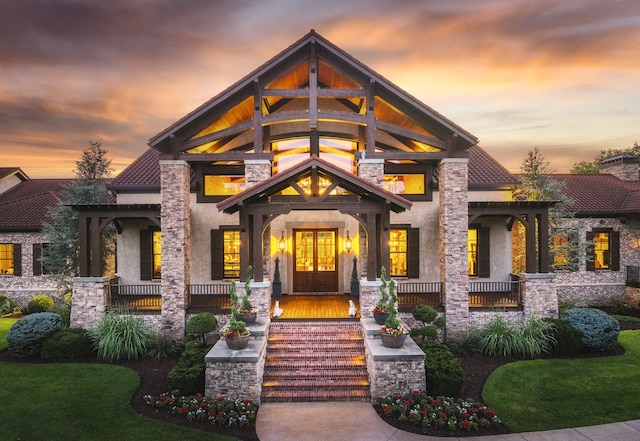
[
  {"left": 0, "top": 317, "right": 18, "bottom": 352},
  {"left": 0, "top": 362, "right": 236, "bottom": 441},
  {"left": 483, "top": 330, "right": 640, "bottom": 432}
]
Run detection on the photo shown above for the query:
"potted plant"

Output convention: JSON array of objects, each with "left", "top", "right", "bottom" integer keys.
[
  {"left": 378, "top": 274, "right": 409, "bottom": 348},
  {"left": 222, "top": 280, "right": 251, "bottom": 350},
  {"left": 372, "top": 267, "right": 391, "bottom": 325},
  {"left": 234, "top": 266, "right": 257, "bottom": 325}
]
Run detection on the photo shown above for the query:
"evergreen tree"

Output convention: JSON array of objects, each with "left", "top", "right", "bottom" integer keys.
[
  {"left": 41, "top": 141, "right": 114, "bottom": 291},
  {"left": 514, "top": 147, "right": 582, "bottom": 272}
]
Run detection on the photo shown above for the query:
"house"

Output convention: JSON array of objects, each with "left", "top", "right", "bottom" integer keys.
[
  {"left": 0, "top": 168, "right": 72, "bottom": 305},
  {"left": 69, "top": 30, "right": 556, "bottom": 341},
  {"left": 553, "top": 154, "right": 640, "bottom": 307}
]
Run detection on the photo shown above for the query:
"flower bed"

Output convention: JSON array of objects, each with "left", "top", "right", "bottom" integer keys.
[
  {"left": 144, "top": 390, "right": 257, "bottom": 428},
  {"left": 375, "top": 391, "right": 502, "bottom": 432}
]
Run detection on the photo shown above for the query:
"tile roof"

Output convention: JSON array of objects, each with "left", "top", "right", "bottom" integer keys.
[
  {"left": 554, "top": 174, "right": 640, "bottom": 215},
  {"left": 0, "top": 179, "right": 74, "bottom": 230},
  {"left": 0, "top": 167, "right": 24, "bottom": 180},
  {"left": 109, "top": 146, "right": 519, "bottom": 192}
]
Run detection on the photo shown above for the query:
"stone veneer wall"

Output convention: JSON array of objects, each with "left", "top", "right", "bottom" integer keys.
[
  {"left": 244, "top": 160, "right": 272, "bottom": 186},
  {"left": 439, "top": 159, "right": 470, "bottom": 338},
  {"left": 0, "top": 232, "right": 60, "bottom": 306},
  {"left": 359, "top": 280, "right": 382, "bottom": 319},
  {"left": 71, "top": 277, "right": 110, "bottom": 329},
  {"left": 160, "top": 160, "right": 191, "bottom": 340},
  {"left": 247, "top": 281, "right": 271, "bottom": 322},
  {"left": 520, "top": 273, "right": 558, "bottom": 319},
  {"left": 357, "top": 158, "right": 384, "bottom": 187}
]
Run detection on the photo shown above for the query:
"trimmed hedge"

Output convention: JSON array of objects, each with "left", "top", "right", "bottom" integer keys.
[
  {"left": 167, "top": 341, "right": 211, "bottom": 395},
  {"left": 419, "top": 342, "right": 467, "bottom": 397},
  {"left": 27, "top": 295, "right": 54, "bottom": 314},
  {"left": 7, "top": 312, "right": 62, "bottom": 358},
  {"left": 562, "top": 308, "right": 620, "bottom": 351},
  {"left": 186, "top": 312, "right": 217, "bottom": 343},
  {"left": 41, "top": 328, "right": 94, "bottom": 360}
]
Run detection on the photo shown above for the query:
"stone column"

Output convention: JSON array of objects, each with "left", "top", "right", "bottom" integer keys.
[
  {"left": 357, "top": 158, "right": 384, "bottom": 187},
  {"left": 520, "top": 273, "right": 558, "bottom": 319},
  {"left": 439, "top": 158, "right": 470, "bottom": 339},
  {"left": 71, "top": 276, "right": 110, "bottom": 329},
  {"left": 359, "top": 279, "right": 382, "bottom": 319},
  {"left": 245, "top": 159, "right": 272, "bottom": 186},
  {"left": 247, "top": 281, "right": 271, "bottom": 322},
  {"left": 160, "top": 160, "right": 191, "bottom": 340}
]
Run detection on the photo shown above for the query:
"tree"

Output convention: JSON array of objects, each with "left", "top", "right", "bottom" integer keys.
[
  {"left": 514, "top": 147, "right": 582, "bottom": 272},
  {"left": 41, "top": 141, "right": 115, "bottom": 291},
  {"left": 570, "top": 142, "right": 639, "bottom": 174}
]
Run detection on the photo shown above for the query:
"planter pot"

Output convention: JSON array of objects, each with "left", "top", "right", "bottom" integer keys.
[
  {"left": 236, "top": 312, "right": 257, "bottom": 325},
  {"left": 225, "top": 334, "right": 251, "bottom": 350},
  {"left": 380, "top": 333, "right": 408, "bottom": 348},
  {"left": 373, "top": 312, "right": 389, "bottom": 325}
]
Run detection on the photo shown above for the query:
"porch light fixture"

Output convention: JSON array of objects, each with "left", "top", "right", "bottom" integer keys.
[
  {"left": 345, "top": 231, "right": 352, "bottom": 253},
  {"left": 279, "top": 231, "right": 286, "bottom": 254}
]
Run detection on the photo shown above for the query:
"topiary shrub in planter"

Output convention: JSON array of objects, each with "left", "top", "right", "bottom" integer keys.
[
  {"left": 419, "top": 341, "right": 467, "bottom": 397},
  {"left": 167, "top": 340, "right": 211, "bottom": 395},
  {"left": 6, "top": 312, "right": 62, "bottom": 358},
  {"left": 562, "top": 308, "right": 620, "bottom": 351},
  {"left": 41, "top": 327, "right": 94, "bottom": 360},
  {"left": 186, "top": 312, "right": 218, "bottom": 344},
  {"left": 544, "top": 318, "right": 583, "bottom": 357},
  {"left": 27, "top": 295, "right": 54, "bottom": 314}
]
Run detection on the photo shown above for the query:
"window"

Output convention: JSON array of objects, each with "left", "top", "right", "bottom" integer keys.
[
  {"left": 211, "top": 227, "right": 241, "bottom": 279},
  {"left": 203, "top": 175, "right": 245, "bottom": 196},
  {"left": 468, "top": 225, "right": 490, "bottom": 278},
  {"left": 389, "top": 225, "right": 419, "bottom": 278},
  {"left": 390, "top": 229, "right": 408, "bottom": 277},
  {"left": 551, "top": 231, "right": 578, "bottom": 272},
  {"left": 586, "top": 229, "right": 620, "bottom": 271},
  {"left": 140, "top": 228, "right": 160, "bottom": 281},
  {"left": 0, "top": 244, "right": 14, "bottom": 275},
  {"left": 382, "top": 174, "right": 425, "bottom": 195}
]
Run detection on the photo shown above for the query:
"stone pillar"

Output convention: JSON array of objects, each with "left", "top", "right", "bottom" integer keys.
[
  {"left": 160, "top": 160, "right": 191, "bottom": 340},
  {"left": 71, "top": 276, "right": 110, "bottom": 329},
  {"left": 358, "top": 158, "right": 384, "bottom": 187},
  {"left": 439, "top": 158, "right": 470, "bottom": 339},
  {"left": 247, "top": 281, "right": 271, "bottom": 321},
  {"left": 520, "top": 273, "right": 558, "bottom": 319},
  {"left": 359, "top": 279, "right": 382, "bottom": 319},
  {"left": 245, "top": 159, "right": 272, "bottom": 186}
]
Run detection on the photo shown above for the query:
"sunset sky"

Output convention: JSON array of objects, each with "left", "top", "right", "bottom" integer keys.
[{"left": 1, "top": 0, "right": 639, "bottom": 178}]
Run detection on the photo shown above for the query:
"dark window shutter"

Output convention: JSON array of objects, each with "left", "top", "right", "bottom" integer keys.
[
  {"left": 140, "top": 229, "right": 152, "bottom": 281},
  {"left": 211, "top": 229, "right": 224, "bottom": 280},
  {"left": 567, "top": 231, "right": 579, "bottom": 272},
  {"left": 33, "top": 243, "right": 42, "bottom": 276},
  {"left": 586, "top": 231, "right": 595, "bottom": 271},
  {"left": 13, "top": 243, "right": 21, "bottom": 276},
  {"left": 478, "top": 227, "right": 490, "bottom": 278},
  {"left": 610, "top": 230, "right": 620, "bottom": 271},
  {"left": 407, "top": 228, "right": 420, "bottom": 278}
]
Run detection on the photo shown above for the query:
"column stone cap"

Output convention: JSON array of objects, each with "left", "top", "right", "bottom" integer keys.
[
  {"left": 440, "top": 158, "right": 469, "bottom": 164},
  {"left": 519, "top": 273, "right": 557, "bottom": 280},
  {"left": 244, "top": 159, "right": 271, "bottom": 165},
  {"left": 159, "top": 159, "right": 189, "bottom": 166}
]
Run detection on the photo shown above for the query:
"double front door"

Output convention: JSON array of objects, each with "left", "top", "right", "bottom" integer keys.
[{"left": 293, "top": 229, "right": 338, "bottom": 293}]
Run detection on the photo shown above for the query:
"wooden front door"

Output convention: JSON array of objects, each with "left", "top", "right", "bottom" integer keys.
[{"left": 293, "top": 229, "right": 338, "bottom": 293}]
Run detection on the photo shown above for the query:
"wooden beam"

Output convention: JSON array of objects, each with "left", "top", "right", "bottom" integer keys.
[
  {"left": 181, "top": 121, "right": 254, "bottom": 150},
  {"left": 261, "top": 110, "right": 366, "bottom": 126},
  {"left": 366, "top": 151, "right": 447, "bottom": 161},
  {"left": 254, "top": 79, "right": 263, "bottom": 155},
  {"left": 375, "top": 120, "right": 447, "bottom": 149},
  {"left": 175, "top": 152, "right": 273, "bottom": 162},
  {"left": 366, "top": 79, "right": 376, "bottom": 153},
  {"left": 309, "top": 41, "right": 318, "bottom": 130},
  {"left": 252, "top": 214, "right": 264, "bottom": 282},
  {"left": 263, "top": 88, "right": 365, "bottom": 98},
  {"left": 79, "top": 213, "right": 90, "bottom": 277}
]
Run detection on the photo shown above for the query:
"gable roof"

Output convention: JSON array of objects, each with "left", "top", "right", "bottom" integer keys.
[
  {"left": 149, "top": 30, "right": 477, "bottom": 155},
  {"left": 0, "top": 167, "right": 27, "bottom": 182},
  {"left": 555, "top": 173, "right": 640, "bottom": 215},
  {"left": 108, "top": 148, "right": 161, "bottom": 192},
  {"left": 217, "top": 155, "right": 412, "bottom": 215},
  {"left": 0, "top": 179, "right": 74, "bottom": 231}
]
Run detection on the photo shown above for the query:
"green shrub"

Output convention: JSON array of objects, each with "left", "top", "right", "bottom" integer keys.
[
  {"left": 6, "top": 312, "right": 62, "bottom": 358},
  {"left": 448, "top": 329, "right": 482, "bottom": 356},
  {"left": 477, "top": 316, "right": 556, "bottom": 359},
  {"left": 41, "top": 328, "right": 94, "bottom": 360},
  {"left": 27, "top": 295, "right": 54, "bottom": 314},
  {"left": 544, "top": 318, "right": 583, "bottom": 356},
  {"left": 410, "top": 304, "right": 444, "bottom": 343},
  {"left": 563, "top": 308, "right": 620, "bottom": 351},
  {"left": 419, "top": 342, "right": 467, "bottom": 397},
  {"left": 0, "top": 295, "right": 13, "bottom": 315},
  {"left": 186, "top": 312, "right": 218, "bottom": 343},
  {"left": 89, "top": 312, "right": 153, "bottom": 362},
  {"left": 146, "top": 333, "right": 180, "bottom": 359},
  {"left": 167, "top": 342, "right": 210, "bottom": 395}
]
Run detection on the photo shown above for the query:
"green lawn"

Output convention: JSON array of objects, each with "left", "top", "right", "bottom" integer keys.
[
  {"left": 0, "top": 362, "right": 237, "bottom": 441},
  {"left": 0, "top": 317, "right": 18, "bottom": 352},
  {"left": 483, "top": 329, "right": 640, "bottom": 432}
]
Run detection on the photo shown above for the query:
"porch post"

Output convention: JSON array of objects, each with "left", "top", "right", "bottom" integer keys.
[
  {"left": 160, "top": 159, "right": 191, "bottom": 340},
  {"left": 439, "top": 158, "right": 470, "bottom": 339}
]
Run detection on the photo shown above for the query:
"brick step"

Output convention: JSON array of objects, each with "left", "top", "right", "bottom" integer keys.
[
  {"left": 263, "top": 378, "right": 370, "bottom": 389},
  {"left": 261, "top": 388, "right": 371, "bottom": 402},
  {"left": 266, "top": 342, "right": 365, "bottom": 351},
  {"left": 264, "top": 359, "right": 366, "bottom": 370},
  {"left": 266, "top": 352, "right": 365, "bottom": 361},
  {"left": 263, "top": 368, "right": 368, "bottom": 380}
]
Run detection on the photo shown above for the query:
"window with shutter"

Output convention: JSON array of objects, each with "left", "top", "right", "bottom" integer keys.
[
  {"left": 0, "top": 243, "right": 15, "bottom": 275},
  {"left": 140, "top": 229, "right": 153, "bottom": 280},
  {"left": 468, "top": 225, "right": 490, "bottom": 278},
  {"left": 211, "top": 227, "right": 241, "bottom": 280},
  {"left": 586, "top": 229, "right": 619, "bottom": 271}
]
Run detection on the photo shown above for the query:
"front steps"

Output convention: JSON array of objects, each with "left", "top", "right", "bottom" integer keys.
[{"left": 261, "top": 320, "right": 371, "bottom": 402}]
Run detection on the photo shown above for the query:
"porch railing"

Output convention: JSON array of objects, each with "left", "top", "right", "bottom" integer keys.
[
  {"left": 187, "top": 283, "right": 232, "bottom": 313},
  {"left": 109, "top": 284, "right": 162, "bottom": 312},
  {"left": 397, "top": 282, "right": 442, "bottom": 311},
  {"left": 469, "top": 279, "right": 521, "bottom": 307}
]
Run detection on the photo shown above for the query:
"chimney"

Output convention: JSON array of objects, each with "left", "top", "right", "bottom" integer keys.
[{"left": 599, "top": 153, "right": 639, "bottom": 181}]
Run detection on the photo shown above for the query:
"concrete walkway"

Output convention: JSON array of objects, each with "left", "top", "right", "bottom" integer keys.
[{"left": 256, "top": 402, "right": 640, "bottom": 441}]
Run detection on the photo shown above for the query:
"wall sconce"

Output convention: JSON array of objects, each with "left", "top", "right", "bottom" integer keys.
[
  {"left": 278, "top": 231, "right": 286, "bottom": 254},
  {"left": 345, "top": 230, "right": 352, "bottom": 253}
]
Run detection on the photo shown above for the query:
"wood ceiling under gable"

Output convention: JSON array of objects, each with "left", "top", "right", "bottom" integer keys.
[{"left": 150, "top": 30, "right": 477, "bottom": 161}]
